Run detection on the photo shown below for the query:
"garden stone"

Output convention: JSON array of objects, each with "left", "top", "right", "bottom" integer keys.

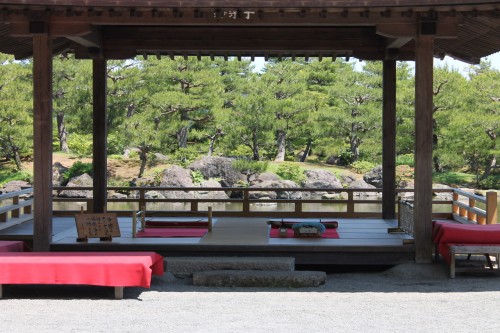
[
  {"left": 188, "top": 156, "right": 246, "bottom": 187},
  {"left": 52, "top": 162, "right": 68, "bottom": 186},
  {"left": 302, "top": 169, "right": 343, "bottom": 189},
  {"left": 364, "top": 165, "right": 383, "bottom": 188},
  {"left": 159, "top": 165, "right": 194, "bottom": 199},
  {"left": 58, "top": 173, "right": 93, "bottom": 198}
]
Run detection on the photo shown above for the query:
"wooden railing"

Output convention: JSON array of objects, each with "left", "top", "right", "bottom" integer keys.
[
  {"left": 451, "top": 189, "right": 498, "bottom": 224},
  {"left": 0, "top": 188, "right": 34, "bottom": 230},
  {"left": 51, "top": 186, "right": 456, "bottom": 219}
]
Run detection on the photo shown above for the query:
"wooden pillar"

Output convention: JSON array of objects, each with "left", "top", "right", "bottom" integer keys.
[
  {"left": 382, "top": 60, "right": 397, "bottom": 219},
  {"left": 92, "top": 59, "right": 107, "bottom": 213},
  {"left": 414, "top": 34, "right": 434, "bottom": 263},
  {"left": 32, "top": 34, "right": 53, "bottom": 251}
]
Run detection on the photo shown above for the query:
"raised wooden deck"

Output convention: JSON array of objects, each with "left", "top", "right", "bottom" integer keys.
[{"left": 0, "top": 217, "right": 415, "bottom": 266}]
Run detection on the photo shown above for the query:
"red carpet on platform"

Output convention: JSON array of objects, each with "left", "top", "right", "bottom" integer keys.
[
  {"left": 269, "top": 228, "right": 339, "bottom": 239},
  {"left": 136, "top": 228, "right": 208, "bottom": 238}
]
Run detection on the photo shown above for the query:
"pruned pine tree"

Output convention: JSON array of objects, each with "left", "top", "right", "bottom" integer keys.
[{"left": 0, "top": 54, "right": 32, "bottom": 170}]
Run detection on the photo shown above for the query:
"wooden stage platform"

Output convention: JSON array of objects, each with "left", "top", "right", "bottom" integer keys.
[{"left": 0, "top": 217, "right": 415, "bottom": 266}]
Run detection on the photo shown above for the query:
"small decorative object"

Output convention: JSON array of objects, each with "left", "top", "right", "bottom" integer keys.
[
  {"left": 278, "top": 222, "right": 288, "bottom": 237},
  {"left": 292, "top": 222, "right": 326, "bottom": 238}
]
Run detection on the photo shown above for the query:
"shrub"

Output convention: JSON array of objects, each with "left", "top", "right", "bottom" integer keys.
[
  {"left": 67, "top": 133, "right": 92, "bottom": 158},
  {"left": 396, "top": 154, "right": 415, "bottom": 167},
  {"left": 479, "top": 175, "right": 500, "bottom": 190},
  {"left": 350, "top": 160, "right": 376, "bottom": 174},
  {"left": 172, "top": 148, "right": 199, "bottom": 167},
  {"left": 191, "top": 170, "right": 205, "bottom": 184},
  {"left": 276, "top": 163, "right": 305, "bottom": 183},
  {"left": 107, "top": 134, "right": 126, "bottom": 155},
  {"left": 63, "top": 161, "right": 93, "bottom": 183},
  {"left": 232, "top": 159, "right": 269, "bottom": 174}
]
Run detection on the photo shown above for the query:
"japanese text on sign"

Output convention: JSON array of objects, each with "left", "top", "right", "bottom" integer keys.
[
  {"left": 75, "top": 213, "right": 121, "bottom": 239},
  {"left": 214, "top": 10, "right": 255, "bottom": 20}
]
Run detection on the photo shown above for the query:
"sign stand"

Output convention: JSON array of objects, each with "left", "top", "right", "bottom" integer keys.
[{"left": 75, "top": 213, "right": 121, "bottom": 242}]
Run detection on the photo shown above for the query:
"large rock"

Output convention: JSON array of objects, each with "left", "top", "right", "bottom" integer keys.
[
  {"left": 248, "top": 172, "right": 281, "bottom": 186},
  {"left": 160, "top": 165, "right": 194, "bottom": 199},
  {"left": 193, "top": 270, "right": 327, "bottom": 288},
  {"left": 364, "top": 165, "right": 383, "bottom": 188},
  {"left": 130, "top": 177, "right": 157, "bottom": 187},
  {"left": 166, "top": 256, "right": 295, "bottom": 278},
  {"left": 0, "top": 180, "right": 31, "bottom": 194},
  {"left": 349, "top": 179, "right": 378, "bottom": 197},
  {"left": 52, "top": 162, "right": 68, "bottom": 186},
  {"left": 249, "top": 179, "right": 301, "bottom": 199},
  {"left": 301, "top": 169, "right": 343, "bottom": 189},
  {"left": 58, "top": 173, "right": 93, "bottom": 198},
  {"left": 188, "top": 156, "right": 246, "bottom": 187},
  {"left": 195, "top": 180, "right": 229, "bottom": 199}
]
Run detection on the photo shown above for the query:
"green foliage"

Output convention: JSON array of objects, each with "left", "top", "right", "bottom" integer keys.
[
  {"left": 432, "top": 171, "right": 475, "bottom": 186},
  {"left": 67, "top": 134, "right": 92, "bottom": 158},
  {"left": 276, "top": 163, "right": 305, "bottom": 183},
  {"left": 191, "top": 170, "right": 205, "bottom": 184},
  {"left": 172, "top": 148, "right": 199, "bottom": 167},
  {"left": 479, "top": 175, "right": 500, "bottom": 190},
  {"left": 232, "top": 159, "right": 269, "bottom": 174},
  {"left": 63, "top": 161, "right": 93, "bottom": 183},
  {"left": 350, "top": 160, "right": 376, "bottom": 174},
  {"left": 107, "top": 134, "right": 126, "bottom": 155},
  {"left": 0, "top": 168, "right": 32, "bottom": 186},
  {"left": 396, "top": 154, "right": 415, "bottom": 167}
]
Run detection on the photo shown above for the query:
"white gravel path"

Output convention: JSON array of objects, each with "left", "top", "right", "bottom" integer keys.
[{"left": 1, "top": 263, "right": 500, "bottom": 333}]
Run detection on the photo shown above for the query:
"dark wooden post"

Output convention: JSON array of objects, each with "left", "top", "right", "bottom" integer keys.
[
  {"left": 32, "top": 33, "right": 53, "bottom": 251},
  {"left": 382, "top": 60, "right": 397, "bottom": 219},
  {"left": 414, "top": 34, "right": 435, "bottom": 263},
  {"left": 93, "top": 58, "right": 108, "bottom": 213}
]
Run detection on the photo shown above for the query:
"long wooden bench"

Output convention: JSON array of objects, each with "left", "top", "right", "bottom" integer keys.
[
  {"left": 0, "top": 252, "right": 164, "bottom": 299},
  {"left": 433, "top": 220, "right": 500, "bottom": 278}
]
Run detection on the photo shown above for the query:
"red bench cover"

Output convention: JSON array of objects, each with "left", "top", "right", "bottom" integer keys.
[
  {"left": 0, "top": 252, "right": 163, "bottom": 288},
  {"left": 432, "top": 221, "right": 500, "bottom": 263},
  {"left": 0, "top": 241, "right": 25, "bottom": 253}
]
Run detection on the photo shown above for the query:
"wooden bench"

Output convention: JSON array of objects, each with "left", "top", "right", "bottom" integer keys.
[
  {"left": 0, "top": 252, "right": 164, "bottom": 299},
  {"left": 449, "top": 245, "right": 500, "bottom": 278},
  {"left": 433, "top": 221, "right": 500, "bottom": 278}
]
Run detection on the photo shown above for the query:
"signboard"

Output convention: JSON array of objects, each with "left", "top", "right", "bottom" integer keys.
[{"left": 75, "top": 213, "right": 121, "bottom": 241}]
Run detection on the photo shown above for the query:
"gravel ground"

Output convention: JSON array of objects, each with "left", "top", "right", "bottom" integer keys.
[{"left": 1, "top": 263, "right": 500, "bottom": 333}]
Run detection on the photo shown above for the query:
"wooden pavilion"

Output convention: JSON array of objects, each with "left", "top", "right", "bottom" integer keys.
[{"left": 1, "top": 0, "right": 500, "bottom": 263}]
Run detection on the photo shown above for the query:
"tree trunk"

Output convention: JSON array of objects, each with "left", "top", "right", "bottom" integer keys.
[
  {"left": 138, "top": 148, "right": 148, "bottom": 178},
  {"left": 274, "top": 130, "right": 286, "bottom": 162},
  {"left": 207, "top": 129, "right": 224, "bottom": 157},
  {"left": 300, "top": 138, "right": 312, "bottom": 162},
  {"left": 482, "top": 155, "right": 497, "bottom": 180},
  {"left": 252, "top": 130, "right": 260, "bottom": 161},
  {"left": 349, "top": 135, "right": 360, "bottom": 163},
  {"left": 177, "top": 127, "right": 188, "bottom": 148},
  {"left": 13, "top": 148, "right": 23, "bottom": 171},
  {"left": 56, "top": 111, "right": 69, "bottom": 152}
]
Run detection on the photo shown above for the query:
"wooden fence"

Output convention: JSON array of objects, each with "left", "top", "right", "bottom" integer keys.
[
  {"left": 0, "top": 188, "right": 34, "bottom": 231},
  {"left": 50, "top": 186, "right": 456, "bottom": 219}
]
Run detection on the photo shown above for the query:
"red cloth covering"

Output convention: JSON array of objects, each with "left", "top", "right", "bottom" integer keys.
[
  {"left": 0, "top": 241, "right": 25, "bottom": 252},
  {"left": 269, "top": 228, "right": 339, "bottom": 239},
  {"left": 136, "top": 228, "right": 208, "bottom": 238},
  {"left": 145, "top": 221, "right": 208, "bottom": 228},
  {"left": 433, "top": 222, "right": 500, "bottom": 264},
  {"left": 0, "top": 252, "right": 163, "bottom": 288}
]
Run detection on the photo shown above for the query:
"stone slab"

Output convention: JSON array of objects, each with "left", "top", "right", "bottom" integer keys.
[
  {"left": 193, "top": 270, "right": 327, "bottom": 288},
  {"left": 166, "top": 256, "right": 295, "bottom": 278}
]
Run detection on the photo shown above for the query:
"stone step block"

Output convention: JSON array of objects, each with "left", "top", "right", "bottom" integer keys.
[
  {"left": 193, "top": 270, "right": 327, "bottom": 288},
  {"left": 166, "top": 256, "right": 295, "bottom": 278}
]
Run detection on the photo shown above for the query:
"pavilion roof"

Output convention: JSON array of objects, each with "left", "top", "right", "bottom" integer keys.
[{"left": 0, "top": 0, "right": 499, "bottom": 63}]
